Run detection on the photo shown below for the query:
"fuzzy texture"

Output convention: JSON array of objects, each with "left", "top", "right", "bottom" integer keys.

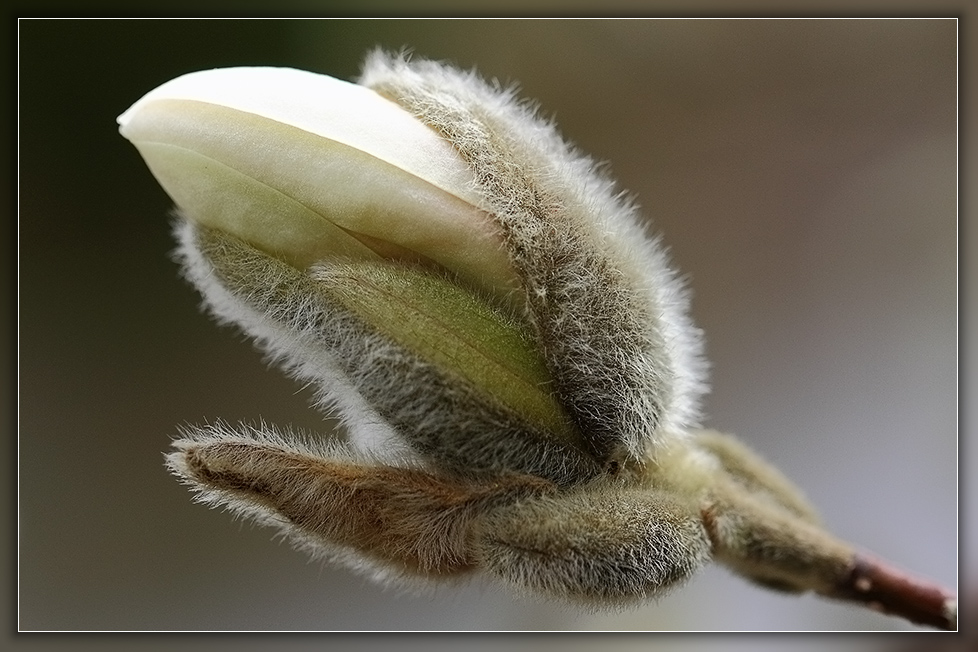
[
  {"left": 693, "top": 430, "right": 820, "bottom": 524},
  {"left": 167, "top": 420, "right": 557, "bottom": 587},
  {"left": 701, "top": 484, "right": 853, "bottom": 595},
  {"left": 690, "top": 432, "right": 854, "bottom": 594},
  {"left": 178, "top": 222, "right": 601, "bottom": 485},
  {"left": 173, "top": 218, "right": 413, "bottom": 467},
  {"left": 160, "top": 54, "right": 864, "bottom": 611},
  {"left": 474, "top": 484, "right": 712, "bottom": 606},
  {"left": 361, "top": 51, "right": 708, "bottom": 462}
]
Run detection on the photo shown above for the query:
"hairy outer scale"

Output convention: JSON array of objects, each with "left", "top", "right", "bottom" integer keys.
[
  {"left": 166, "top": 421, "right": 558, "bottom": 583},
  {"left": 179, "top": 223, "right": 601, "bottom": 486},
  {"left": 473, "top": 484, "right": 712, "bottom": 606},
  {"left": 361, "top": 52, "right": 708, "bottom": 463},
  {"left": 693, "top": 430, "right": 820, "bottom": 524}
]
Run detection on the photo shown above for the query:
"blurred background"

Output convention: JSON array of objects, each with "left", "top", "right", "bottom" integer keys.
[{"left": 19, "top": 19, "right": 959, "bottom": 637}]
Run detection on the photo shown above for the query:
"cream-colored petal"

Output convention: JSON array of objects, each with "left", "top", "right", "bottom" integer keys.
[
  {"left": 118, "top": 67, "right": 483, "bottom": 206},
  {"left": 118, "top": 67, "right": 521, "bottom": 307}
]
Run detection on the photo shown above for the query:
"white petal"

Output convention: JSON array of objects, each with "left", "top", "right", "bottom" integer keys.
[
  {"left": 119, "top": 67, "right": 483, "bottom": 205},
  {"left": 118, "top": 67, "right": 520, "bottom": 306}
]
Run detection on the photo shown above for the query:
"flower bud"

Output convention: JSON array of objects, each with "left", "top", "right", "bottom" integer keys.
[
  {"left": 118, "top": 62, "right": 600, "bottom": 482},
  {"left": 123, "top": 56, "right": 957, "bottom": 629},
  {"left": 119, "top": 54, "right": 709, "bottom": 468}
]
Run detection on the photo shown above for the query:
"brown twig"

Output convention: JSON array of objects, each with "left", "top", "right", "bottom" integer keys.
[{"left": 824, "top": 553, "right": 957, "bottom": 630}]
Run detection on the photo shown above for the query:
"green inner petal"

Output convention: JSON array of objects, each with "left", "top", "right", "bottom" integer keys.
[
  {"left": 317, "top": 260, "right": 583, "bottom": 447},
  {"left": 136, "top": 141, "right": 381, "bottom": 268}
]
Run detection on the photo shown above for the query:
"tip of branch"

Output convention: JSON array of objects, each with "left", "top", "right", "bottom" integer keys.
[
  {"left": 827, "top": 553, "right": 957, "bottom": 630},
  {"left": 943, "top": 597, "right": 957, "bottom": 631}
]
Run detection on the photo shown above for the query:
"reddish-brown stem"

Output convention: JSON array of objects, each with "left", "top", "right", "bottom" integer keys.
[{"left": 824, "top": 553, "right": 957, "bottom": 630}]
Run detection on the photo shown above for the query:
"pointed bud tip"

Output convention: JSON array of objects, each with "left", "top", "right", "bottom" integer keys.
[
  {"left": 117, "top": 66, "right": 483, "bottom": 207},
  {"left": 118, "top": 65, "right": 520, "bottom": 302}
]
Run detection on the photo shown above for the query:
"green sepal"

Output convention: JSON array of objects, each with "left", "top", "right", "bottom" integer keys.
[{"left": 315, "top": 260, "right": 583, "bottom": 448}]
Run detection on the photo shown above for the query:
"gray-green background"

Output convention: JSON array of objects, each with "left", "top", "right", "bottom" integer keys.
[{"left": 19, "top": 19, "right": 957, "bottom": 632}]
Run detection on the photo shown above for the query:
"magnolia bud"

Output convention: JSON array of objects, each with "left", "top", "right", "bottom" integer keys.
[
  {"left": 119, "top": 54, "right": 956, "bottom": 629},
  {"left": 119, "top": 58, "right": 708, "bottom": 468},
  {"left": 123, "top": 51, "right": 718, "bottom": 608}
]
